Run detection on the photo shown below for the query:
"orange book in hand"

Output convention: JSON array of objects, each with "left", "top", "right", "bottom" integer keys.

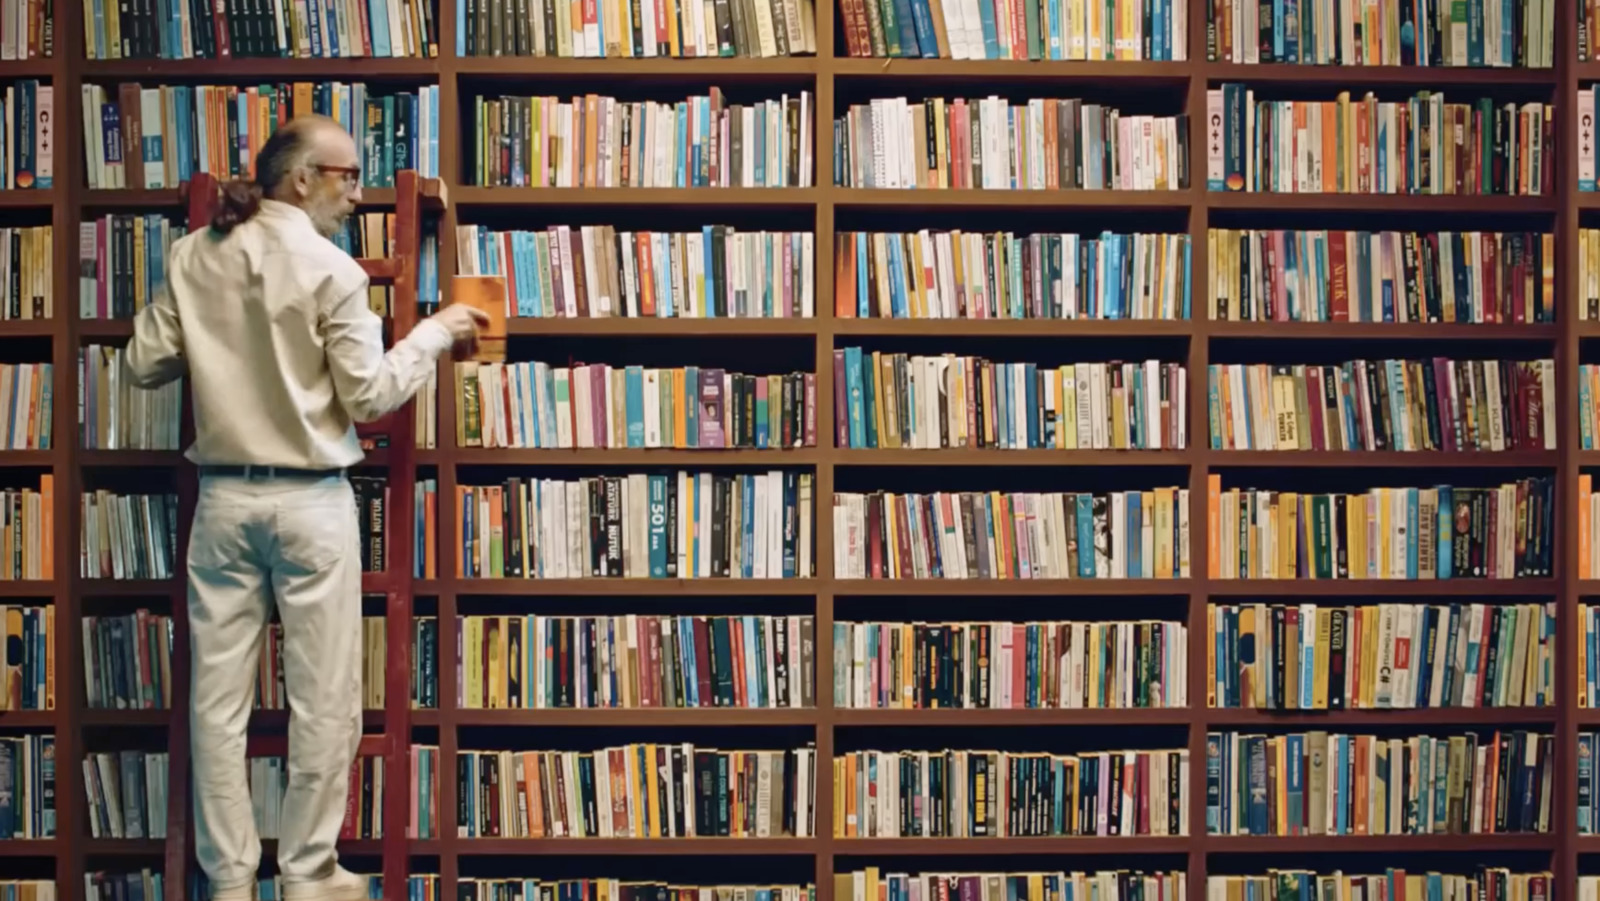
[{"left": 451, "top": 275, "right": 508, "bottom": 362}]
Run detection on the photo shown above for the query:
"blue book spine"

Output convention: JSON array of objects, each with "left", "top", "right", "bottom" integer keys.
[{"left": 625, "top": 366, "right": 645, "bottom": 448}]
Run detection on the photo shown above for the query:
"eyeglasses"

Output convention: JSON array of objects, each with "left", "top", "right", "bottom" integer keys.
[{"left": 313, "top": 164, "right": 363, "bottom": 187}]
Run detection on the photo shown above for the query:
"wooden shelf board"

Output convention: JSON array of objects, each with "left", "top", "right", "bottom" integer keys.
[
  {"left": 78, "top": 449, "right": 183, "bottom": 467},
  {"left": 452, "top": 447, "right": 824, "bottom": 465},
  {"left": 832, "top": 318, "right": 1193, "bottom": 337},
  {"left": 0, "top": 839, "right": 58, "bottom": 856},
  {"left": 1573, "top": 709, "right": 1600, "bottom": 726},
  {"left": 455, "top": 56, "right": 818, "bottom": 76},
  {"left": 442, "top": 578, "right": 822, "bottom": 595},
  {"left": 81, "top": 839, "right": 166, "bottom": 855},
  {"left": 830, "top": 58, "right": 1190, "bottom": 83},
  {"left": 78, "top": 319, "right": 135, "bottom": 338},
  {"left": 0, "top": 190, "right": 52, "bottom": 208},
  {"left": 1206, "top": 707, "right": 1557, "bottom": 727},
  {"left": 1206, "top": 450, "right": 1558, "bottom": 467},
  {"left": 1206, "top": 579, "right": 1558, "bottom": 597},
  {"left": 80, "top": 57, "right": 440, "bottom": 77},
  {"left": 508, "top": 318, "right": 819, "bottom": 337},
  {"left": 0, "top": 60, "right": 54, "bottom": 78},
  {"left": 0, "top": 320, "right": 55, "bottom": 337},
  {"left": 81, "top": 189, "right": 185, "bottom": 208},
  {"left": 454, "top": 838, "right": 819, "bottom": 855},
  {"left": 77, "top": 579, "right": 179, "bottom": 597},
  {"left": 81, "top": 709, "right": 170, "bottom": 727},
  {"left": 1206, "top": 193, "right": 1556, "bottom": 213},
  {"left": 0, "top": 580, "right": 57, "bottom": 597},
  {"left": 1204, "top": 834, "right": 1553, "bottom": 852},
  {"left": 453, "top": 187, "right": 819, "bottom": 207},
  {"left": 831, "top": 188, "right": 1191, "bottom": 210},
  {"left": 1204, "top": 63, "right": 1558, "bottom": 85},
  {"left": 1207, "top": 321, "right": 1557, "bottom": 340},
  {"left": 833, "top": 579, "right": 1194, "bottom": 596},
  {"left": 834, "top": 836, "right": 1190, "bottom": 853},
  {"left": 450, "top": 708, "right": 817, "bottom": 726},
  {"left": 832, "top": 708, "right": 1190, "bottom": 726},
  {"left": 832, "top": 449, "right": 1191, "bottom": 466}
]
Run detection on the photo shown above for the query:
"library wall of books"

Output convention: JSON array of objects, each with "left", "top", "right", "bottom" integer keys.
[{"left": 15, "top": 1, "right": 1600, "bottom": 901}]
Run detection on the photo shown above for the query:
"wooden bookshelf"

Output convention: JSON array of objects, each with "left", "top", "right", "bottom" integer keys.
[{"left": 0, "top": 1, "right": 1590, "bottom": 901}]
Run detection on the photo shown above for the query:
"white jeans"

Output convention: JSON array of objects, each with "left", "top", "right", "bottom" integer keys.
[{"left": 186, "top": 472, "right": 362, "bottom": 889}]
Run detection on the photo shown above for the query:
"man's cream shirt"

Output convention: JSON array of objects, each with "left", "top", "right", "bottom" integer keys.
[{"left": 123, "top": 198, "right": 452, "bottom": 468}]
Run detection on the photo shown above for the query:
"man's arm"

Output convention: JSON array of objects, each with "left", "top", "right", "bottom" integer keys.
[
  {"left": 124, "top": 284, "right": 188, "bottom": 388},
  {"left": 322, "top": 284, "right": 453, "bottom": 423}
]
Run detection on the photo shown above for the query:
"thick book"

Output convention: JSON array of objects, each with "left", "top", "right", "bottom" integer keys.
[{"left": 450, "top": 274, "right": 508, "bottom": 362}]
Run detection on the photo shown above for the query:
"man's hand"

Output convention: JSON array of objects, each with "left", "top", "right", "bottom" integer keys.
[{"left": 430, "top": 302, "right": 491, "bottom": 343}]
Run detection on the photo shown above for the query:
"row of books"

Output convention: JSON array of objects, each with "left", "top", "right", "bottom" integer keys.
[
  {"left": 834, "top": 98, "right": 1187, "bottom": 191},
  {"left": 836, "top": 230, "right": 1191, "bottom": 322},
  {"left": 83, "top": 610, "right": 171, "bottom": 711},
  {"left": 0, "top": 477, "right": 52, "bottom": 581},
  {"left": 86, "top": 872, "right": 160, "bottom": 901},
  {"left": 834, "top": 619, "right": 1187, "bottom": 710},
  {"left": 835, "top": 747, "right": 1189, "bottom": 837},
  {"left": 1207, "top": 87, "right": 1553, "bottom": 196},
  {"left": 255, "top": 616, "right": 393, "bottom": 711},
  {"left": 1206, "top": 477, "right": 1555, "bottom": 581},
  {"left": 80, "top": 490, "right": 177, "bottom": 581},
  {"left": 453, "top": 472, "right": 817, "bottom": 580},
  {"left": 457, "top": 0, "right": 818, "bottom": 57},
  {"left": 1207, "top": 729, "right": 1553, "bottom": 836},
  {"left": 1209, "top": 229, "right": 1555, "bottom": 325},
  {"left": 79, "top": 345, "right": 182, "bottom": 450},
  {"left": 0, "top": 225, "right": 52, "bottom": 321},
  {"left": 84, "top": 0, "right": 437, "bottom": 59},
  {"left": 842, "top": 0, "right": 1186, "bottom": 60},
  {"left": 1210, "top": 872, "right": 1550, "bottom": 901},
  {"left": 79, "top": 214, "right": 181, "bottom": 321},
  {"left": 456, "top": 360, "right": 817, "bottom": 450},
  {"left": 426, "top": 226, "right": 1555, "bottom": 324},
  {"left": 447, "top": 745, "right": 817, "bottom": 838},
  {"left": 456, "top": 225, "right": 817, "bottom": 319},
  {"left": 69, "top": 478, "right": 1582, "bottom": 581},
  {"left": 0, "top": 733, "right": 53, "bottom": 838},
  {"left": 1206, "top": 359, "right": 1556, "bottom": 453},
  {"left": 0, "top": 604, "right": 50, "bottom": 711},
  {"left": 1210, "top": 0, "right": 1554, "bottom": 67},
  {"left": 0, "top": 884, "right": 51, "bottom": 901},
  {"left": 840, "top": 871, "right": 1179, "bottom": 901},
  {"left": 471, "top": 91, "right": 813, "bottom": 188},
  {"left": 186, "top": 874, "right": 381, "bottom": 901},
  {"left": 82, "top": 750, "right": 167, "bottom": 840},
  {"left": 0, "top": 81, "right": 50, "bottom": 191},
  {"left": 455, "top": 613, "right": 817, "bottom": 709},
  {"left": 85, "top": 82, "right": 440, "bottom": 191},
  {"left": 1208, "top": 602, "right": 1555, "bottom": 711},
  {"left": 243, "top": 754, "right": 386, "bottom": 839},
  {"left": 334, "top": 214, "right": 443, "bottom": 316},
  {"left": 838, "top": 354, "right": 1186, "bottom": 451},
  {"left": 0, "top": 363, "right": 49, "bottom": 451},
  {"left": 832, "top": 488, "right": 1192, "bottom": 580},
  {"left": 0, "top": 0, "right": 48, "bottom": 60}
]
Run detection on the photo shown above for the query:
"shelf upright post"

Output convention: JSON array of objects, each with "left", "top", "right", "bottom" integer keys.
[{"left": 1560, "top": 0, "right": 1582, "bottom": 889}]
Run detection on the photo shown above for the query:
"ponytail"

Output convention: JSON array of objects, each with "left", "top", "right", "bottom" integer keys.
[{"left": 210, "top": 179, "right": 263, "bottom": 234}]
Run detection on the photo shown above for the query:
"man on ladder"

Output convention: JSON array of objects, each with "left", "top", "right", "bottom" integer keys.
[{"left": 120, "top": 115, "right": 487, "bottom": 901}]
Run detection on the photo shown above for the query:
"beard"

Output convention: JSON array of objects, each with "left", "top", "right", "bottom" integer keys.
[{"left": 308, "top": 199, "right": 352, "bottom": 237}]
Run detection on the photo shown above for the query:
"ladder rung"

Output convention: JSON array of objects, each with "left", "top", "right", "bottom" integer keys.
[{"left": 359, "top": 258, "right": 398, "bottom": 283}]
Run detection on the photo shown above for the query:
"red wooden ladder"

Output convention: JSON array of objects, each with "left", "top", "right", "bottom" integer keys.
[{"left": 167, "top": 169, "right": 442, "bottom": 901}]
